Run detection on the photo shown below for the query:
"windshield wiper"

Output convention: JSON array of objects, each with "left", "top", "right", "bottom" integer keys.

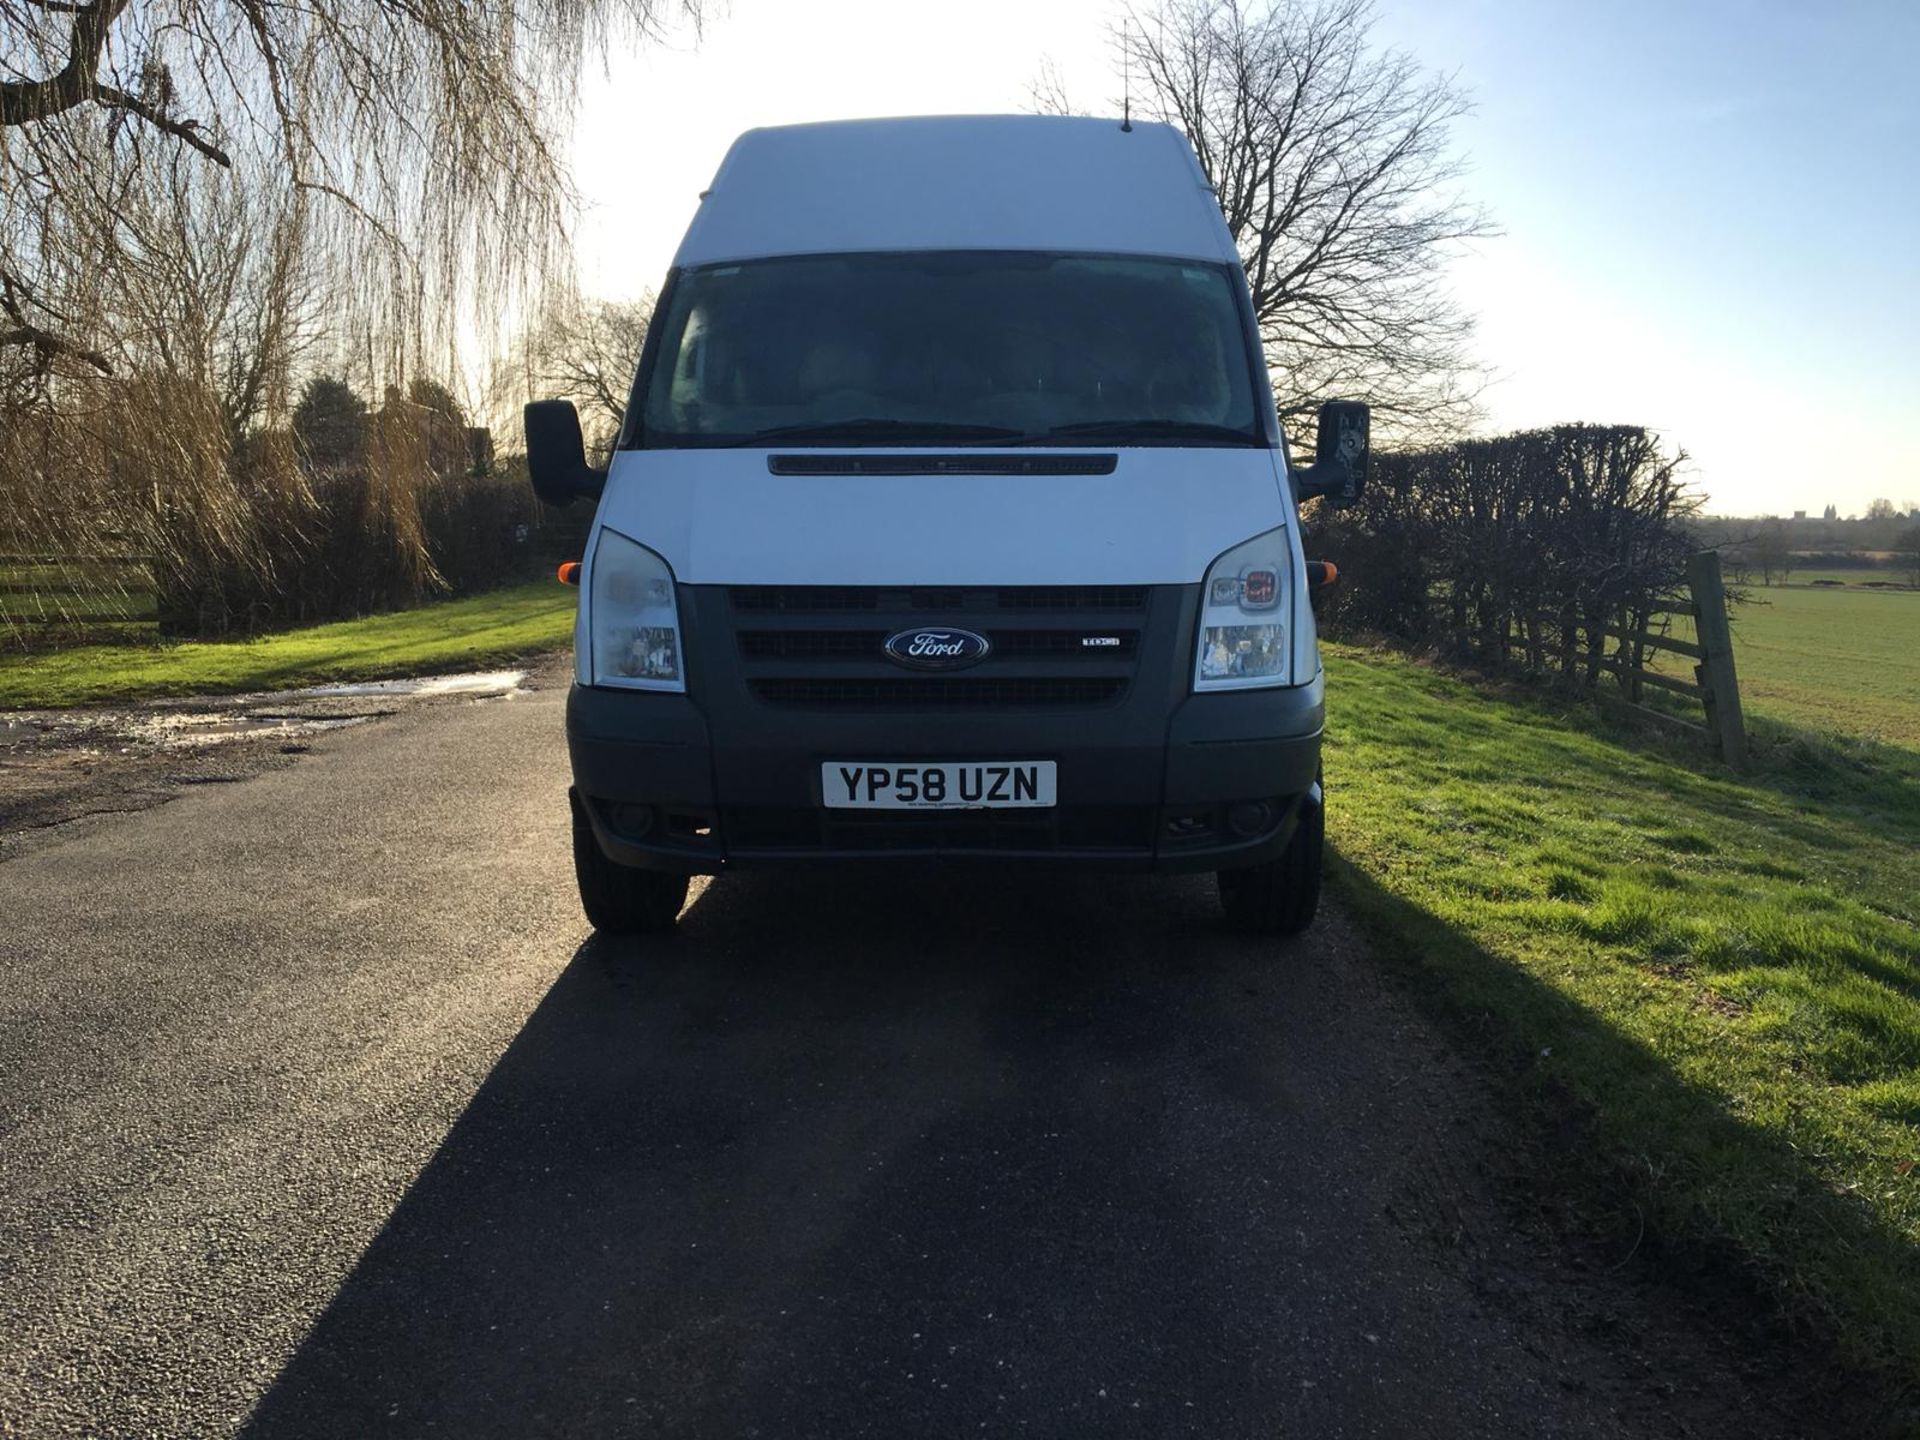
[
  {"left": 743, "top": 418, "right": 1027, "bottom": 444},
  {"left": 1018, "top": 419, "right": 1261, "bottom": 446}
]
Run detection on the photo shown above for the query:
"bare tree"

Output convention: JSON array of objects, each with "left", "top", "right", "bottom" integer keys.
[
  {"left": 1896, "top": 523, "right": 1920, "bottom": 590},
  {"left": 1041, "top": 0, "right": 1493, "bottom": 447},
  {"left": 106, "top": 150, "right": 321, "bottom": 435},
  {"left": 1752, "top": 517, "right": 1791, "bottom": 586},
  {"left": 494, "top": 293, "right": 653, "bottom": 461}
]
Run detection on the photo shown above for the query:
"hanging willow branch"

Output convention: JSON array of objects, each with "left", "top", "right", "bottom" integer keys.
[
  {"left": 0, "top": 0, "right": 696, "bottom": 642},
  {"left": 0, "top": 0, "right": 698, "bottom": 373}
]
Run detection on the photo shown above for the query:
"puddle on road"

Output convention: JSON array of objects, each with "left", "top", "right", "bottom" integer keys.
[
  {"left": 3, "top": 668, "right": 543, "bottom": 845},
  {"left": 123, "top": 713, "right": 374, "bottom": 747},
  {"left": 4, "top": 670, "right": 526, "bottom": 754},
  {"left": 271, "top": 670, "right": 526, "bottom": 701}
]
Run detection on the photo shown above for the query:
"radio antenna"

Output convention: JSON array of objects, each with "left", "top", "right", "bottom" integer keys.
[{"left": 1121, "top": 18, "right": 1133, "bottom": 131}]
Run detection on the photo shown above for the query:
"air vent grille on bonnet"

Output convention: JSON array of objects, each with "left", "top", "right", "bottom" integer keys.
[{"left": 767, "top": 453, "right": 1118, "bottom": 477}]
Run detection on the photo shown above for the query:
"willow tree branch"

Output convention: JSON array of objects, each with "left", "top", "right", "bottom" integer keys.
[
  {"left": 0, "top": 324, "right": 114, "bottom": 373},
  {"left": 94, "top": 85, "right": 233, "bottom": 165},
  {"left": 0, "top": 0, "right": 129, "bottom": 125},
  {"left": 1, "top": 0, "right": 228, "bottom": 164},
  {"left": 0, "top": 267, "right": 115, "bottom": 373}
]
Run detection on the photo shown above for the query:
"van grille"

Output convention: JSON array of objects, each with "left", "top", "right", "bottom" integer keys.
[
  {"left": 737, "top": 629, "right": 1140, "bottom": 661},
  {"left": 723, "top": 585, "right": 1152, "bottom": 712}
]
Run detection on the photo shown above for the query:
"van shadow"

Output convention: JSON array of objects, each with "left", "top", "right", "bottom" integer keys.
[{"left": 238, "top": 864, "right": 1300, "bottom": 1439}]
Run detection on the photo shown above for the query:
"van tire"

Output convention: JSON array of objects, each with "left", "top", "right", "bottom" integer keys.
[
  {"left": 571, "top": 798, "right": 689, "bottom": 935},
  {"left": 1216, "top": 795, "right": 1322, "bottom": 936}
]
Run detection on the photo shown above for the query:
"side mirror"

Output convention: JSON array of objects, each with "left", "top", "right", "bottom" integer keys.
[
  {"left": 524, "top": 399, "right": 606, "bottom": 507},
  {"left": 1294, "top": 400, "right": 1370, "bottom": 508}
]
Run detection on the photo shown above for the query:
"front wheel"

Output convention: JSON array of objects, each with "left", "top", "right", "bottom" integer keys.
[
  {"left": 1216, "top": 793, "right": 1323, "bottom": 936},
  {"left": 571, "top": 797, "right": 689, "bottom": 935}
]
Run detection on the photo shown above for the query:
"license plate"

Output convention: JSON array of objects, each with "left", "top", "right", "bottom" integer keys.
[{"left": 823, "top": 761, "right": 1056, "bottom": 810}]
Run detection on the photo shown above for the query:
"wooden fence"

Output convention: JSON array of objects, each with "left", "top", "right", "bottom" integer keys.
[
  {"left": 0, "top": 553, "right": 160, "bottom": 645},
  {"left": 1503, "top": 550, "right": 1748, "bottom": 768}
]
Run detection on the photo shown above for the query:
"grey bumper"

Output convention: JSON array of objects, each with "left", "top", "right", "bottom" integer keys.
[{"left": 566, "top": 671, "right": 1323, "bottom": 873}]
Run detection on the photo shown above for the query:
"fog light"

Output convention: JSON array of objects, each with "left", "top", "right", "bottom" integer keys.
[
  {"left": 608, "top": 803, "right": 655, "bottom": 838},
  {"left": 1226, "top": 800, "right": 1275, "bottom": 838}
]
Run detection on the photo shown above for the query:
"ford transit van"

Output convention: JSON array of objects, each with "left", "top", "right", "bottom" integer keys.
[{"left": 525, "top": 116, "right": 1368, "bottom": 936}]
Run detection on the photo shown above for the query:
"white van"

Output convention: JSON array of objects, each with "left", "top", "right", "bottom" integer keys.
[{"left": 525, "top": 116, "right": 1367, "bottom": 936}]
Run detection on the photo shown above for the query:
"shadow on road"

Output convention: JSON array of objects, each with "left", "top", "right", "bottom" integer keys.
[{"left": 239, "top": 865, "right": 1341, "bottom": 1438}]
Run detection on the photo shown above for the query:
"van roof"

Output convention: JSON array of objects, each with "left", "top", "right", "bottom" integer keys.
[{"left": 673, "top": 115, "right": 1236, "bottom": 269}]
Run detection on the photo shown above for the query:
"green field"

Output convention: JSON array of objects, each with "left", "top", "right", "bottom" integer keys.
[
  {"left": 1652, "top": 582, "right": 1920, "bottom": 749},
  {"left": 0, "top": 582, "right": 576, "bottom": 709},
  {"left": 1322, "top": 640, "right": 1920, "bottom": 1384}
]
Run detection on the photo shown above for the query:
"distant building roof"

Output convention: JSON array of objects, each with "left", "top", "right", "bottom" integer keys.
[{"left": 673, "top": 115, "right": 1237, "bottom": 269}]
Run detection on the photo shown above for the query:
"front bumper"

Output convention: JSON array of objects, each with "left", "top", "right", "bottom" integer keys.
[{"left": 566, "top": 672, "right": 1323, "bottom": 873}]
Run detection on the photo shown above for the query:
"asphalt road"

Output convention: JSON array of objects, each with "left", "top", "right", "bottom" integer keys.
[{"left": 0, "top": 673, "right": 1837, "bottom": 1437}]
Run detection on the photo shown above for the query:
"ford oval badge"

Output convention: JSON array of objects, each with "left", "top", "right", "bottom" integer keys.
[{"left": 883, "top": 627, "right": 992, "bottom": 670}]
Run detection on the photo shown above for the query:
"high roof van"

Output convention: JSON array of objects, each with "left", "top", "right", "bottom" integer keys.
[{"left": 526, "top": 115, "right": 1368, "bottom": 935}]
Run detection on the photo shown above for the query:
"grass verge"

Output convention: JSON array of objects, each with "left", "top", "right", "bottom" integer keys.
[
  {"left": 0, "top": 582, "right": 576, "bottom": 709},
  {"left": 1321, "top": 640, "right": 1920, "bottom": 1388}
]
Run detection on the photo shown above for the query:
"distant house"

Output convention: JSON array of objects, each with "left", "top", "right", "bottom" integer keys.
[{"left": 1793, "top": 510, "right": 1807, "bottom": 521}]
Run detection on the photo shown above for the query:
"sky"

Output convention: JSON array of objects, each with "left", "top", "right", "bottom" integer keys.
[{"left": 566, "top": 0, "right": 1920, "bottom": 517}]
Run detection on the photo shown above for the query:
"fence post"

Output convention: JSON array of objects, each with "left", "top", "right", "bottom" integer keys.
[
  {"left": 1686, "top": 550, "right": 1747, "bottom": 769},
  {"left": 1620, "top": 604, "right": 1642, "bottom": 704}
]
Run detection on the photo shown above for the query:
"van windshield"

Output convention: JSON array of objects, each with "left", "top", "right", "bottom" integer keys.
[{"left": 630, "top": 251, "right": 1265, "bottom": 449}]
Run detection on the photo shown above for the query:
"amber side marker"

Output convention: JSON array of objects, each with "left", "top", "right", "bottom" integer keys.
[
  {"left": 557, "top": 561, "right": 582, "bottom": 586},
  {"left": 1306, "top": 560, "right": 1340, "bottom": 589}
]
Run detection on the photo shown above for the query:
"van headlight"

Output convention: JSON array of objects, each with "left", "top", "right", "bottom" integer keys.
[
  {"left": 588, "top": 528, "right": 685, "bottom": 691},
  {"left": 1194, "top": 528, "right": 1290, "bottom": 691}
]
